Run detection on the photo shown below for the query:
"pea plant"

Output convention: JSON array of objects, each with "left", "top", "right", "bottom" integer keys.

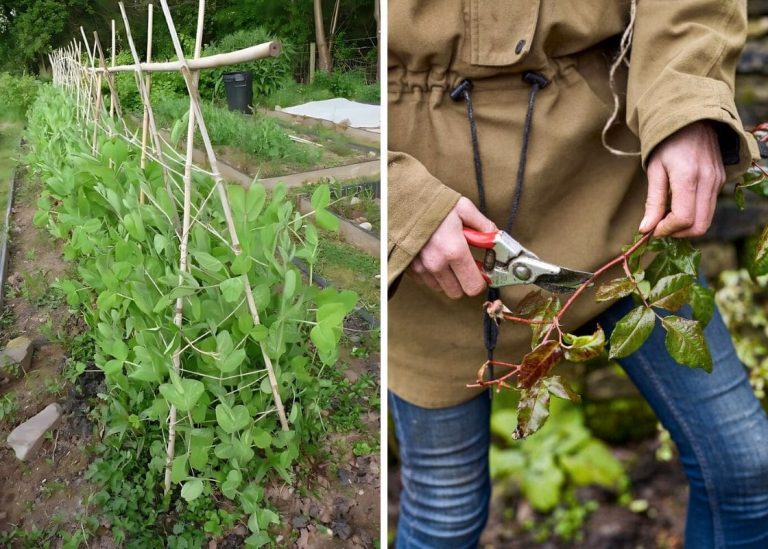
[
  {"left": 26, "top": 85, "right": 355, "bottom": 539},
  {"left": 476, "top": 127, "right": 768, "bottom": 439}
]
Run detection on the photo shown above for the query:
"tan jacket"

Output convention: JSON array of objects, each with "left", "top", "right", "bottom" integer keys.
[{"left": 388, "top": 0, "right": 758, "bottom": 407}]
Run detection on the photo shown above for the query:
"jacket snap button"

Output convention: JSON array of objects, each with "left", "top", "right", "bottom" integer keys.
[{"left": 515, "top": 39, "right": 526, "bottom": 54}]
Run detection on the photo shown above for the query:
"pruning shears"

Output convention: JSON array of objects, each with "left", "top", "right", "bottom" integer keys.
[{"left": 463, "top": 228, "right": 593, "bottom": 293}]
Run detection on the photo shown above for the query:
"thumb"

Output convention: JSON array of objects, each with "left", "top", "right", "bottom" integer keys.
[
  {"left": 639, "top": 160, "right": 669, "bottom": 233},
  {"left": 455, "top": 197, "right": 496, "bottom": 232}
]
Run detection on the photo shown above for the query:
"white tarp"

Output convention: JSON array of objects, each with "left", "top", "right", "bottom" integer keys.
[{"left": 280, "top": 98, "right": 380, "bottom": 131}]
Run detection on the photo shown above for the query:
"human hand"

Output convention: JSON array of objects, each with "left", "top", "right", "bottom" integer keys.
[
  {"left": 639, "top": 120, "right": 726, "bottom": 238},
  {"left": 408, "top": 197, "right": 496, "bottom": 299}
]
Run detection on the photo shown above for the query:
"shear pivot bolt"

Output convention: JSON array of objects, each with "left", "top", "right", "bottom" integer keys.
[{"left": 513, "top": 265, "right": 532, "bottom": 281}]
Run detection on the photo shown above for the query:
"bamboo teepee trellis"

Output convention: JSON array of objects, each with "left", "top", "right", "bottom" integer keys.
[{"left": 49, "top": 0, "right": 290, "bottom": 494}]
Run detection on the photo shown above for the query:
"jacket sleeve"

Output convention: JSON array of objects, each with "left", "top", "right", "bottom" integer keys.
[
  {"left": 626, "top": 0, "right": 759, "bottom": 178},
  {"left": 388, "top": 151, "right": 460, "bottom": 285}
]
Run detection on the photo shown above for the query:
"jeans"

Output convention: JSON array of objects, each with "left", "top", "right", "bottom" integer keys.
[{"left": 389, "top": 296, "right": 768, "bottom": 548}]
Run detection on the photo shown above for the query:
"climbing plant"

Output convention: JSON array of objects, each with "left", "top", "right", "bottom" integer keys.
[
  {"left": 25, "top": 85, "right": 356, "bottom": 542},
  {"left": 475, "top": 133, "right": 768, "bottom": 439}
]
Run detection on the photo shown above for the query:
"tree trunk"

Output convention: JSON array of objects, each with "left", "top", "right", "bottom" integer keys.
[{"left": 314, "top": 0, "right": 332, "bottom": 72}]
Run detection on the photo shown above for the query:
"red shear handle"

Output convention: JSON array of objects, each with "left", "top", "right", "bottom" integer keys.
[
  {"left": 463, "top": 227, "right": 498, "bottom": 249},
  {"left": 474, "top": 260, "right": 492, "bottom": 284}
]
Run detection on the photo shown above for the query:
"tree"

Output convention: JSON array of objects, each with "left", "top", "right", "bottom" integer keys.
[{"left": 313, "top": 0, "right": 332, "bottom": 72}]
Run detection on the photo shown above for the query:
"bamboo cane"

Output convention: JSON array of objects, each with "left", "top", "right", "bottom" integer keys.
[
  {"left": 86, "top": 42, "right": 281, "bottom": 74},
  {"left": 118, "top": 2, "right": 180, "bottom": 231},
  {"left": 158, "top": 0, "right": 290, "bottom": 432},
  {"left": 140, "top": 4, "right": 154, "bottom": 204},
  {"left": 164, "top": 0, "right": 206, "bottom": 495}
]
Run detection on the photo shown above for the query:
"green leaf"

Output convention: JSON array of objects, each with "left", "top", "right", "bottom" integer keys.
[
  {"left": 561, "top": 326, "right": 605, "bottom": 362},
  {"left": 283, "top": 269, "right": 296, "bottom": 301},
  {"left": 180, "top": 479, "right": 204, "bottom": 501},
  {"left": 215, "top": 403, "right": 251, "bottom": 434},
  {"left": 192, "top": 251, "right": 225, "bottom": 274},
  {"left": 755, "top": 225, "right": 768, "bottom": 266},
  {"left": 517, "top": 340, "right": 564, "bottom": 389},
  {"left": 221, "top": 469, "right": 242, "bottom": 500},
  {"left": 560, "top": 440, "right": 626, "bottom": 488},
  {"left": 513, "top": 380, "right": 551, "bottom": 439},
  {"left": 220, "top": 278, "right": 244, "bottom": 303},
  {"left": 609, "top": 306, "right": 655, "bottom": 359},
  {"left": 231, "top": 253, "right": 252, "bottom": 276},
  {"left": 252, "top": 428, "right": 272, "bottom": 449},
  {"left": 662, "top": 316, "right": 712, "bottom": 372},
  {"left": 310, "top": 185, "right": 331, "bottom": 210},
  {"left": 521, "top": 453, "right": 564, "bottom": 511},
  {"left": 240, "top": 483, "right": 264, "bottom": 514},
  {"left": 595, "top": 278, "right": 636, "bottom": 302},
  {"left": 171, "top": 455, "right": 188, "bottom": 484},
  {"left": 189, "top": 429, "right": 214, "bottom": 471},
  {"left": 690, "top": 284, "right": 715, "bottom": 326},
  {"left": 545, "top": 375, "right": 581, "bottom": 402},
  {"left": 246, "top": 185, "right": 266, "bottom": 222},
  {"left": 648, "top": 273, "right": 695, "bottom": 311},
  {"left": 158, "top": 377, "right": 205, "bottom": 412},
  {"left": 314, "top": 208, "right": 339, "bottom": 231}
]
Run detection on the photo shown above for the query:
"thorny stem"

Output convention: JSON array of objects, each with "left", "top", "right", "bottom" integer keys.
[{"left": 474, "top": 232, "right": 654, "bottom": 390}]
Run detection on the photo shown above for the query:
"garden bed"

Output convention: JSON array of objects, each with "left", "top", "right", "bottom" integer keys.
[{"left": 0, "top": 163, "right": 381, "bottom": 547}]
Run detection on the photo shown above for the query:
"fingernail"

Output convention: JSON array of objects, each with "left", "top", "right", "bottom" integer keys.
[{"left": 638, "top": 216, "right": 649, "bottom": 232}]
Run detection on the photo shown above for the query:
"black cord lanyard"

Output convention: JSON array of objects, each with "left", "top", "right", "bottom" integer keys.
[{"left": 450, "top": 72, "right": 550, "bottom": 385}]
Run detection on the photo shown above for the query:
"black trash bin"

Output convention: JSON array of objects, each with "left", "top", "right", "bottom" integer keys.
[{"left": 222, "top": 71, "right": 253, "bottom": 113}]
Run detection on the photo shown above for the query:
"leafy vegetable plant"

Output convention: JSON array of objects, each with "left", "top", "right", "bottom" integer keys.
[{"left": 25, "top": 84, "right": 357, "bottom": 541}]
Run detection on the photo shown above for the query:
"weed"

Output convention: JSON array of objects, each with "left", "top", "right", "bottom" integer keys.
[
  {"left": 352, "top": 441, "right": 374, "bottom": 456},
  {"left": 0, "top": 392, "right": 18, "bottom": 422},
  {"left": 45, "top": 377, "right": 66, "bottom": 395}
]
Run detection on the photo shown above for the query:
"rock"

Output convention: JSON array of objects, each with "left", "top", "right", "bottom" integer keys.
[
  {"left": 350, "top": 196, "right": 362, "bottom": 206},
  {"left": 338, "top": 469, "right": 353, "bottom": 485},
  {"left": 343, "top": 368, "right": 359, "bottom": 383},
  {"left": 233, "top": 525, "right": 248, "bottom": 536},
  {"left": 358, "top": 222, "right": 373, "bottom": 231},
  {"left": 7, "top": 403, "right": 62, "bottom": 461},
  {"left": 332, "top": 520, "right": 353, "bottom": 540},
  {"left": 1, "top": 336, "right": 34, "bottom": 377},
  {"left": 367, "top": 151, "right": 377, "bottom": 158},
  {"left": 292, "top": 515, "right": 309, "bottom": 529}
]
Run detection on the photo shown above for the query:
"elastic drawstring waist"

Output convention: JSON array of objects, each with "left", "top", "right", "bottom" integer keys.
[{"left": 450, "top": 71, "right": 549, "bottom": 385}]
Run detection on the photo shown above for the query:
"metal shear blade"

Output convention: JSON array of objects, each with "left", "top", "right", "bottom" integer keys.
[{"left": 463, "top": 227, "right": 593, "bottom": 293}]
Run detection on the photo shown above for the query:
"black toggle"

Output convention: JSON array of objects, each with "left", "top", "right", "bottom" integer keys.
[
  {"left": 522, "top": 71, "right": 550, "bottom": 89},
  {"left": 449, "top": 79, "right": 473, "bottom": 102}
]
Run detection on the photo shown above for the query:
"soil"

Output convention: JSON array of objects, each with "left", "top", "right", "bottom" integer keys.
[
  {"left": 388, "top": 437, "right": 688, "bottom": 548},
  {"left": 0, "top": 167, "right": 93, "bottom": 532}
]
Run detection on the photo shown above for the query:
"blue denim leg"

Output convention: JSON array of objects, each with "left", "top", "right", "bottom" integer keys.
[
  {"left": 596, "top": 298, "right": 768, "bottom": 549},
  {"left": 389, "top": 390, "right": 491, "bottom": 548}
]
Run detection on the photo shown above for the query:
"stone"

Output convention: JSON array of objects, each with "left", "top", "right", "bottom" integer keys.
[
  {"left": 343, "top": 368, "right": 359, "bottom": 383},
  {"left": 358, "top": 222, "right": 373, "bottom": 231},
  {"left": 349, "top": 196, "right": 362, "bottom": 206},
  {"left": 1, "top": 336, "right": 34, "bottom": 377},
  {"left": 7, "top": 403, "right": 62, "bottom": 461},
  {"left": 292, "top": 515, "right": 309, "bottom": 529}
]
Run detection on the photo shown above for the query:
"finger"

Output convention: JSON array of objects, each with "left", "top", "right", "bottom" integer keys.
[
  {"left": 433, "top": 268, "right": 464, "bottom": 299},
  {"left": 654, "top": 174, "right": 697, "bottom": 237},
  {"left": 455, "top": 197, "right": 497, "bottom": 232},
  {"left": 673, "top": 166, "right": 719, "bottom": 238},
  {"left": 408, "top": 258, "right": 442, "bottom": 292},
  {"left": 639, "top": 161, "right": 669, "bottom": 233},
  {"left": 408, "top": 258, "right": 440, "bottom": 291},
  {"left": 449, "top": 250, "right": 487, "bottom": 296}
]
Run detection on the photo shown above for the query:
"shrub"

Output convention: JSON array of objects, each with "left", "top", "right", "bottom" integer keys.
[
  {"left": 0, "top": 72, "right": 39, "bottom": 119},
  {"left": 200, "top": 28, "right": 294, "bottom": 101}
]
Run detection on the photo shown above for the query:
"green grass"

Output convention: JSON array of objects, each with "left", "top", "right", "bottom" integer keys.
[
  {"left": 0, "top": 116, "right": 23, "bottom": 245},
  {"left": 316, "top": 231, "right": 380, "bottom": 313},
  {"left": 256, "top": 71, "right": 380, "bottom": 110}
]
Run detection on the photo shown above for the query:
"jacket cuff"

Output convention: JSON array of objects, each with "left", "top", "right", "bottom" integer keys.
[
  {"left": 635, "top": 73, "right": 759, "bottom": 179},
  {"left": 387, "top": 151, "right": 460, "bottom": 285}
]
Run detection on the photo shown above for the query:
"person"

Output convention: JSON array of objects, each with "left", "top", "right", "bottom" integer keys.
[{"left": 387, "top": 1, "right": 768, "bottom": 547}]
